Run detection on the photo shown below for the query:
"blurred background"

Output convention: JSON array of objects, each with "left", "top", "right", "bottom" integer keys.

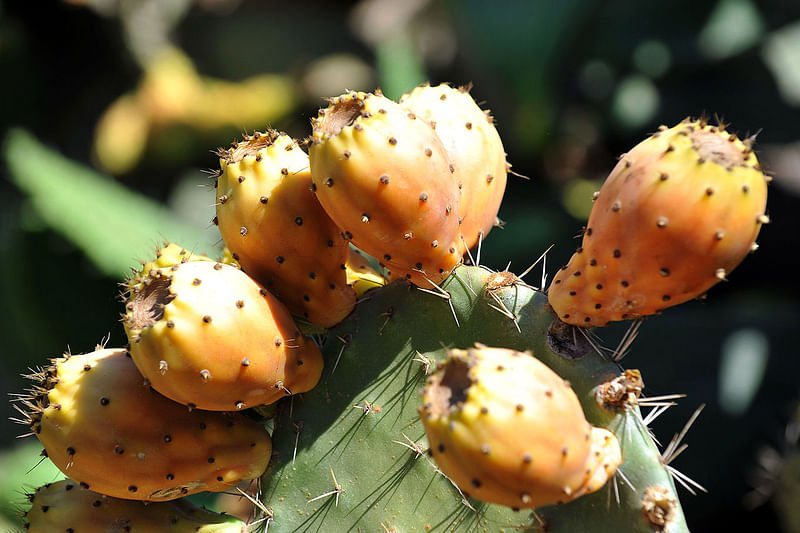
[{"left": 1, "top": 0, "right": 800, "bottom": 530}]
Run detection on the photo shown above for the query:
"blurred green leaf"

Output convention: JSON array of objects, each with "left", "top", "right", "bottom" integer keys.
[
  {"left": 375, "top": 33, "right": 426, "bottom": 99},
  {"left": 3, "top": 129, "right": 219, "bottom": 280},
  {"left": 0, "top": 440, "right": 65, "bottom": 527}
]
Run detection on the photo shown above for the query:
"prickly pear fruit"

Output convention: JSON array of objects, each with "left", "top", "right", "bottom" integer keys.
[
  {"left": 215, "top": 130, "right": 356, "bottom": 327},
  {"left": 24, "top": 479, "right": 248, "bottom": 532},
  {"left": 399, "top": 83, "right": 507, "bottom": 253},
  {"left": 309, "top": 90, "right": 462, "bottom": 287},
  {"left": 420, "top": 346, "right": 621, "bottom": 509},
  {"left": 548, "top": 118, "right": 769, "bottom": 327},
  {"left": 123, "top": 259, "right": 323, "bottom": 410},
  {"left": 344, "top": 246, "right": 386, "bottom": 297},
  {"left": 16, "top": 347, "right": 271, "bottom": 501}
]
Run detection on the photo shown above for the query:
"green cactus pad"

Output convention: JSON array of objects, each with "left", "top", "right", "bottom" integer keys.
[{"left": 260, "top": 265, "right": 690, "bottom": 532}]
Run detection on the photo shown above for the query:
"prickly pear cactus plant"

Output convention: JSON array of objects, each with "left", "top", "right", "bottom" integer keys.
[
  {"left": 258, "top": 265, "right": 690, "bottom": 532},
  {"left": 11, "top": 78, "right": 769, "bottom": 532}
]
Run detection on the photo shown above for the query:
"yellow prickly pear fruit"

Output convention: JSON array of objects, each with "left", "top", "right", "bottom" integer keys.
[
  {"left": 345, "top": 246, "right": 386, "bottom": 297},
  {"left": 399, "top": 83, "right": 507, "bottom": 254},
  {"left": 309, "top": 90, "right": 462, "bottom": 287},
  {"left": 15, "top": 348, "right": 271, "bottom": 502},
  {"left": 215, "top": 130, "right": 356, "bottom": 327},
  {"left": 123, "top": 259, "right": 323, "bottom": 411},
  {"left": 23, "top": 479, "right": 248, "bottom": 532},
  {"left": 548, "top": 118, "right": 769, "bottom": 327},
  {"left": 420, "top": 346, "right": 621, "bottom": 509}
]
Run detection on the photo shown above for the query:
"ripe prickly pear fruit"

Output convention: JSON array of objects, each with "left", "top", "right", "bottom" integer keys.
[
  {"left": 548, "top": 118, "right": 769, "bottom": 327},
  {"left": 123, "top": 258, "right": 323, "bottom": 411},
  {"left": 16, "top": 347, "right": 271, "bottom": 502},
  {"left": 419, "top": 345, "right": 621, "bottom": 509},
  {"left": 24, "top": 479, "right": 247, "bottom": 532},
  {"left": 344, "top": 246, "right": 386, "bottom": 297},
  {"left": 309, "top": 90, "right": 462, "bottom": 287},
  {"left": 399, "top": 83, "right": 507, "bottom": 253},
  {"left": 215, "top": 130, "right": 356, "bottom": 327}
]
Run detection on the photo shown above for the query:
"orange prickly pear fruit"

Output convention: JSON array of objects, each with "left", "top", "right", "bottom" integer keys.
[
  {"left": 548, "top": 118, "right": 769, "bottom": 327},
  {"left": 309, "top": 90, "right": 462, "bottom": 287},
  {"left": 420, "top": 346, "right": 621, "bottom": 509},
  {"left": 214, "top": 130, "right": 356, "bottom": 327},
  {"left": 15, "top": 347, "right": 271, "bottom": 502},
  {"left": 24, "top": 479, "right": 248, "bottom": 532},
  {"left": 399, "top": 83, "right": 507, "bottom": 254},
  {"left": 123, "top": 256, "right": 323, "bottom": 411}
]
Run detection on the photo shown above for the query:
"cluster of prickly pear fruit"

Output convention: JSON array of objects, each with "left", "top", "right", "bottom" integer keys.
[{"left": 13, "top": 80, "right": 770, "bottom": 532}]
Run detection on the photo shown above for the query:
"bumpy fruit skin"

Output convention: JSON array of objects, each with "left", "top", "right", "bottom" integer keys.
[
  {"left": 420, "top": 346, "right": 621, "bottom": 509},
  {"left": 548, "top": 119, "right": 769, "bottom": 327},
  {"left": 19, "top": 348, "right": 271, "bottom": 502},
  {"left": 399, "top": 83, "right": 507, "bottom": 253},
  {"left": 24, "top": 480, "right": 247, "bottom": 532},
  {"left": 123, "top": 259, "right": 323, "bottom": 411},
  {"left": 309, "top": 90, "right": 462, "bottom": 287},
  {"left": 215, "top": 130, "right": 355, "bottom": 327}
]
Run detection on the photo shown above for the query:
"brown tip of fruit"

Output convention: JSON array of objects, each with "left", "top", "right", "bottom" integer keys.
[{"left": 691, "top": 128, "right": 746, "bottom": 169}]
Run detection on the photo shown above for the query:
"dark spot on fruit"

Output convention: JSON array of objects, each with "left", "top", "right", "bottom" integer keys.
[
  {"left": 595, "top": 303, "right": 602, "bottom": 309},
  {"left": 100, "top": 397, "right": 110, "bottom": 406},
  {"left": 67, "top": 446, "right": 75, "bottom": 455},
  {"left": 163, "top": 434, "right": 172, "bottom": 443},
  {"left": 384, "top": 254, "right": 391, "bottom": 261},
  {"left": 325, "top": 177, "right": 334, "bottom": 187},
  {"left": 92, "top": 500, "right": 101, "bottom": 507},
  {"left": 128, "top": 485, "right": 137, "bottom": 492},
  {"left": 208, "top": 457, "right": 215, "bottom": 463},
  {"left": 260, "top": 196, "right": 268, "bottom": 204},
  {"left": 613, "top": 249, "right": 621, "bottom": 258},
  {"left": 663, "top": 295, "right": 671, "bottom": 301},
  {"left": 621, "top": 280, "right": 629, "bottom": 287},
  {"left": 114, "top": 445, "right": 124, "bottom": 454},
  {"left": 660, "top": 268, "right": 670, "bottom": 277},
  {"left": 199, "top": 423, "right": 207, "bottom": 430},
  {"left": 388, "top": 137, "right": 397, "bottom": 145},
  {"left": 192, "top": 278, "right": 201, "bottom": 286},
  {"left": 217, "top": 476, "right": 223, "bottom": 481},
  {"left": 569, "top": 291, "right": 576, "bottom": 296},
  {"left": 202, "top": 315, "right": 212, "bottom": 323},
  {"left": 276, "top": 256, "right": 284, "bottom": 264},
  {"left": 586, "top": 227, "right": 593, "bottom": 236},
  {"left": 166, "top": 473, "right": 174, "bottom": 480},
  {"left": 379, "top": 174, "right": 390, "bottom": 184},
  {"left": 303, "top": 294, "right": 310, "bottom": 302},
  {"left": 425, "top": 148, "right": 432, "bottom": 157},
  {"left": 472, "top": 478, "right": 482, "bottom": 488},
  {"left": 419, "top": 192, "right": 428, "bottom": 202},
  {"left": 438, "top": 443, "right": 445, "bottom": 453}
]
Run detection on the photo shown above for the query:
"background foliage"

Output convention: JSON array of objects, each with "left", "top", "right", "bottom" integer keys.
[{"left": 2, "top": 0, "right": 800, "bottom": 530}]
